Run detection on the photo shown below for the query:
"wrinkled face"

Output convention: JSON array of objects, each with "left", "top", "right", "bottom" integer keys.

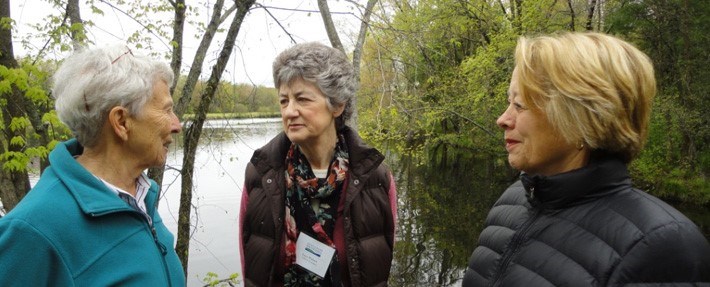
[
  {"left": 127, "top": 80, "right": 181, "bottom": 168},
  {"left": 279, "top": 78, "right": 343, "bottom": 148},
  {"left": 496, "top": 69, "right": 583, "bottom": 176}
]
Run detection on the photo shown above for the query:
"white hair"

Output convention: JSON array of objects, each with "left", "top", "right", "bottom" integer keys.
[{"left": 52, "top": 44, "right": 174, "bottom": 147}]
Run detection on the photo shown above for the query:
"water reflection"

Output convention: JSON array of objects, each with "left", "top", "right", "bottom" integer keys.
[
  {"left": 160, "top": 119, "right": 281, "bottom": 286},
  {"left": 387, "top": 152, "right": 509, "bottom": 286}
]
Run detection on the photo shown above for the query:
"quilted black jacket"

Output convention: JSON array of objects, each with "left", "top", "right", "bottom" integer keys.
[{"left": 463, "top": 155, "right": 710, "bottom": 286}]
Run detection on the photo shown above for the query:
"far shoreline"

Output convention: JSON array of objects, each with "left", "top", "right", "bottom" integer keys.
[{"left": 181, "top": 112, "right": 280, "bottom": 121}]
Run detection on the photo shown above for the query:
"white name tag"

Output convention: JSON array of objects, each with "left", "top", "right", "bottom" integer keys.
[{"left": 295, "top": 232, "right": 336, "bottom": 278}]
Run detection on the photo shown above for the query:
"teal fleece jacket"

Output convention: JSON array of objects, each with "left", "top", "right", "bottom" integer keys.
[{"left": 0, "top": 139, "right": 185, "bottom": 286}]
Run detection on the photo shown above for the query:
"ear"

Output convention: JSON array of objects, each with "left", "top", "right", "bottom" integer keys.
[
  {"left": 333, "top": 104, "right": 345, "bottom": 118},
  {"left": 108, "top": 106, "right": 130, "bottom": 142}
]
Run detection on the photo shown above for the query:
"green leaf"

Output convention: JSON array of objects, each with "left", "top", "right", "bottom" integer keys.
[
  {"left": 10, "top": 136, "right": 26, "bottom": 147},
  {"left": 0, "top": 80, "right": 11, "bottom": 94},
  {"left": 9, "top": 117, "right": 30, "bottom": 132}
]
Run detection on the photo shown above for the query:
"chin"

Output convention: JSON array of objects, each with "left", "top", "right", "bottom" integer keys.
[
  {"left": 150, "top": 157, "right": 168, "bottom": 168},
  {"left": 285, "top": 134, "right": 304, "bottom": 145}
]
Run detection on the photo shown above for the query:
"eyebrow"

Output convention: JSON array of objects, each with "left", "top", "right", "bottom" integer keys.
[
  {"left": 280, "top": 90, "right": 307, "bottom": 98},
  {"left": 507, "top": 90, "right": 519, "bottom": 100}
]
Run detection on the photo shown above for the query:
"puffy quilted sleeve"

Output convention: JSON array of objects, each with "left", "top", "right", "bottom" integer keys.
[{"left": 609, "top": 221, "right": 710, "bottom": 284}]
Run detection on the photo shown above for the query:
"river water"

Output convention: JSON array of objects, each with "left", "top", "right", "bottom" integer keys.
[
  {"left": 30, "top": 118, "right": 710, "bottom": 286},
  {"left": 159, "top": 118, "right": 282, "bottom": 286}
]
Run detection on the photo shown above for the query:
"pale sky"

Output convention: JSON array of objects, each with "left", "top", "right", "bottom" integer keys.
[{"left": 11, "top": 0, "right": 365, "bottom": 87}]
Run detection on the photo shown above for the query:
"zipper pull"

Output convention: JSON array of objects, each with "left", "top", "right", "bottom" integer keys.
[{"left": 151, "top": 227, "right": 168, "bottom": 255}]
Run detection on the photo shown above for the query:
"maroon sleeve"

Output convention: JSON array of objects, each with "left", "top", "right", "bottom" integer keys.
[{"left": 239, "top": 184, "right": 249, "bottom": 277}]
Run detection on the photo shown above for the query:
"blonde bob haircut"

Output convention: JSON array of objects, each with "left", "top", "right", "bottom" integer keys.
[{"left": 514, "top": 32, "right": 656, "bottom": 163}]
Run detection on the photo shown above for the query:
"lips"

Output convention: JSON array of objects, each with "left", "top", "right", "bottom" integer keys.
[
  {"left": 504, "top": 138, "right": 520, "bottom": 151},
  {"left": 287, "top": 123, "right": 304, "bottom": 130}
]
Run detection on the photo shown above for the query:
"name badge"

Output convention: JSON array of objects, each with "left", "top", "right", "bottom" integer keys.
[{"left": 295, "top": 232, "right": 336, "bottom": 278}]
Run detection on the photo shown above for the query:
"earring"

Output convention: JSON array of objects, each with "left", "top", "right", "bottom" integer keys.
[{"left": 578, "top": 142, "right": 585, "bottom": 150}]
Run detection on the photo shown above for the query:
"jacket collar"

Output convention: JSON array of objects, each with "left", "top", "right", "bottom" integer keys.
[
  {"left": 520, "top": 154, "right": 632, "bottom": 209},
  {"left": 250, "top": 126, "right": 384, "bottom": 176},
  {"left": 48, "top": 139, "right": 158, "bottom": 217}
]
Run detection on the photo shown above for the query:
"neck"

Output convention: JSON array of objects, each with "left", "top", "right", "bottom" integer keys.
[
  {"left": 298, "top": 129, "right": 338, "bottom": 170},
  {"left": 76, "top": 145, "right": 142, "bottom": 196}
]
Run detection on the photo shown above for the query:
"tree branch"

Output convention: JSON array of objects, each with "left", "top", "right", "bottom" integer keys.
[
  {"left": 252, "top": 3, "right": 296, "bottom": 44},
  {"left": 219, "top": 4, "right": 238, "bottom": 25},
  {"left": 97, "top": 0, "right": 171, "bottom": 50},
  {"left": 317, "top": 0, "right": 345, "bottom": 54}
]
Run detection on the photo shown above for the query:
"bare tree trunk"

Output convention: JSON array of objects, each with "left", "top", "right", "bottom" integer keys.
[
  {"left": 319, "top": 0, "right": 379, "bottom": 129},
  {"left": 597, "top": 0, "right": 604, "bottom": 31},
  {"left": 352, "top": 0, "right": 378, "bottom": 83},
  {"left": 174, "top": 0, "right": 256, "bottom": 275},
  {"left": 585, "top": 0, "right": 597, "bottom": 31},
  {"left": 0, "top": 0, "right": 30, "bottom": 212},
  {"left": 568, "top": 0, "right": 576, "bottom": 31},
  {"left": 66, "top": 0, "right": 85, "bottom": 50},
  {"left": 510, "top": 0, "right": 523, "bottom": 33},
  {"left": 170, "top": 0, "right": 186, "bottom": 94},
  {"left": 174, "top": 0, "right": 229, "bottom": 118},
  {"left": 148, "top": 0, "right": 186, "bottom": 186},
  {"left": 317, "top": 0, "right": 345, "bottom": 54},
  {"left": 678, "top": 0, "right": 696, "bottom": 166}
]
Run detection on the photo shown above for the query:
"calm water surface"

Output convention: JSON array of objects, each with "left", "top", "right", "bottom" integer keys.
[{"left": 159, "top": 118, "right": 281, "bottom": 286}]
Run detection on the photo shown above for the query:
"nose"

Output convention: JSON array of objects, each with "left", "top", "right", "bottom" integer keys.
[
  {"left": 282, "top": 101, "right": 299, "bottom": 118},
  {"left": 170, "top": 112, "right": 182, "bottom": 133},
  {"left": 496, "top": 104, "right": 514, "bottom": 130}
]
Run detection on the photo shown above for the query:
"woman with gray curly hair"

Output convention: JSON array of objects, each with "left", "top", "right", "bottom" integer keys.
[
  {"left": 0, "top": 44, "right": 185, "bottom": 285},
  {"left": 240, "top": 42, "right": 397, "bottom": 286}
]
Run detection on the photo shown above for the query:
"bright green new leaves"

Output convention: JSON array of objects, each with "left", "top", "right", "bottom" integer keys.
[{"left": 358, "top": 0, "right": 709, "bottom": 203}]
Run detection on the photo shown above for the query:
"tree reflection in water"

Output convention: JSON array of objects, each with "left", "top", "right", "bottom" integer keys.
[{"left": 387, "top": 151, "right": 511, "bottom": 286}]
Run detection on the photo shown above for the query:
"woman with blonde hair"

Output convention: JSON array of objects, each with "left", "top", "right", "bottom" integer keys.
[{"left": 463, "top": 32, "right": 710, "bottom": 286}]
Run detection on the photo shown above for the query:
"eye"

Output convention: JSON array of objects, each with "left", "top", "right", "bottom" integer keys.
[
  {"left": 513, "top": 102, "right": 527, "bottom": 111},
  {"left": 279, "top": 98, "right": 289, "bottom": 106}
]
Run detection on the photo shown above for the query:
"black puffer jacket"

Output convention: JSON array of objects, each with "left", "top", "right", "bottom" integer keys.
[{"left": 463, "top": 155, "right": 710, "bottom": 286}]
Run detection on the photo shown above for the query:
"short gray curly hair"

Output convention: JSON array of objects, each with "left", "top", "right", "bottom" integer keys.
[
  {"left": 52, "top": 44, "right": 173, "bottom": 147},
  {"left": 272, "top": 42, "right": 357, "bottom": 129}
]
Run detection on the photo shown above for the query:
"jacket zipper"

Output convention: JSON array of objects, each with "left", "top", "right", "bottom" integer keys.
[
  {"left": 92, "top": 209, "right": 173, "bottom": 286},
  {"left": 490, "top": 208, "right": 542, "bottom": 287},
  {"left": 141, "top": 212, "right": 173, "bottom": 287},
  {"left": 149, "top": 224, "right": 172, "bottom": 286}
]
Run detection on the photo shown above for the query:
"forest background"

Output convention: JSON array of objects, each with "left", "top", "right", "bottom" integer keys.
[{"left": 0, "top": 0, "right": 708, "bottom": 285}]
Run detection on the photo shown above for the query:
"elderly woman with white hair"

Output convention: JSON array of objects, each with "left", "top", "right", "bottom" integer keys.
[
  {"left": 240, "top": 42, "right": 398, "bottom": 286},
  {"left": 0, "top": 45, "right": 185, "bottom": 285}
]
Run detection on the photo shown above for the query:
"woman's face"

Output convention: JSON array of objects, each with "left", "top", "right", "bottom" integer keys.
[
  {"left": 279, "top": 78, "right": 344, "bottom": 148},
  {"left": 126, "top": 80, "right": 181, "bottom": 168},
  {"left": 496, "top": 69, "right": 587, "bottom": 176}
]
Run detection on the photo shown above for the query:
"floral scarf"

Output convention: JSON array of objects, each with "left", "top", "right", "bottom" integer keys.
[{"left": 283, "top": 134, "right": 349, "bottom": 286}]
